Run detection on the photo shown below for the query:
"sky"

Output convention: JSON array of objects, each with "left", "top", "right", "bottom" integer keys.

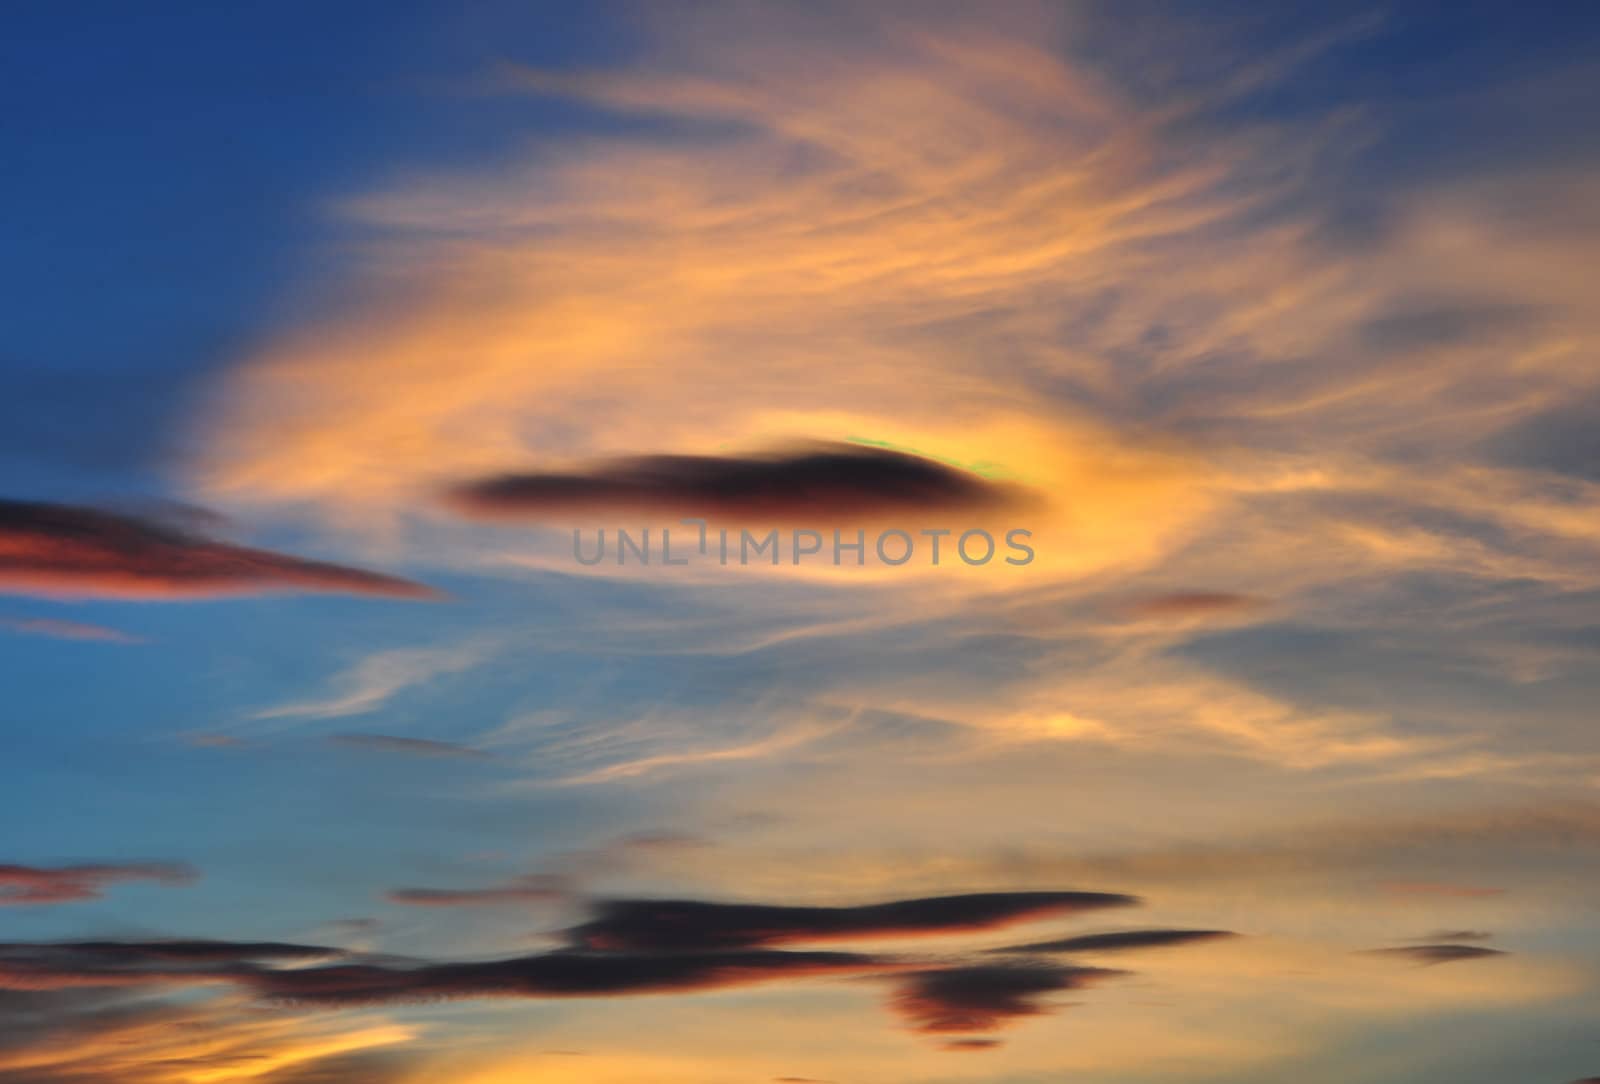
[{"left": 3, "top": 2, "right": 1600, "bottom": 1081}]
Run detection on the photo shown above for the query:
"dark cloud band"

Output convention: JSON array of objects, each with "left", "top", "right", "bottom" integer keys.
[
  {"left": 0, "top": 499, "right": 435, "bottom": 600},
  {"left": 245, "top": 948, "right": 886, "bottom": 1005},
  {"left": 570, "top": 891, "right": 1138, "bottom": 951},
  {"left": 443, "top": 444, "right": 1027, "bottom": 525},
  {"left": 889, "top": 962, "right": 1121, "bottom": 1034},
  {"left": 990, "top": 928, "right": 1235, "bottom": 955}
]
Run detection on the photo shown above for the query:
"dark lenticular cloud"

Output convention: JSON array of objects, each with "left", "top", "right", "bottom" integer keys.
[
  {"left": 0, "top": 940, "right": 342, "bottom": 965},
  {"left": 443, "top": 444, "right": 1027, "bottom": 525},
  {"left": 991, "top": 928, "right": 1235, "bottom": 955},
  {"left": 245, "top": 948, "right": 887, "bottom": 1006},
  {"left": 0, "top": 499, "right": 435, "bottom": 600},
  {"left": 570, "top": 891, "right": 1138, "bottom": 951},
  {"left": 1368, "top": 944, "right": 1507, "bottom": 965},
  {"left": 889, "top": 962, "right": 1121, "bottom": 1034},
  {"left": 0, "top": 863, "right": 195, "bottom": 906},
  {"left": 942, "top": 1038, "right": 1003, "bottom": 1051}
]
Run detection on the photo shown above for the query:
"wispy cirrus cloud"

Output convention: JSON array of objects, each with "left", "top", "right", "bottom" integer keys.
[
  {"left": 250, "top": 642, "right": 493, "bottom": 723},
  {"left": 180, "top": 1, "right": 1600, "bottom": 827},
  {"left": 0, "top": 615, "right": 141, "bottom": 642},
  {"left": 329, "top": 734, "right": 493, "bottom": 760},
  {"left": 0, "top": 989, "right": 413, "bottom": 1084}
]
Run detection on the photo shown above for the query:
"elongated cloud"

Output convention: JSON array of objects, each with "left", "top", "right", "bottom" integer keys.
[
  {"left": 991, "top": 928, "right": 1235, "bottom": 955},
  {"left": 0, "top": 863, "right": 194, "bottom": 906},
  {"left": 386, "top": 874, "right": 566, "bottom": 907},
  {"left": 330, "top": 734, "right": 492, "bottom": 760},
  {"left": 0, "top": 889, "right": 1140, "bottom": 1017},
  {"left": 0, "top": 499, "right": 434, "bottom": 600},
  {"left": 1379, "top": 881, "right": 1504, "bottom": 899},
  {"left": 0, "top": 939, "right": 344, "bottom": 991},
  {"left": 245, "top": 948, "right": 885, "bottom": 1005},
  {"left": 0, "top": 990, "right": 414, "bottom": 1084},
  {"left": 0, "top": 615, "right": 140, "bottom": 642},
  {"left": 1118, "top": 593, "right": 1263, "bottom": 620},
  {"left": 889, "top": 962, "right": 1120, "bottom": 1034},
  {"left": 0, "top": 940, "right": 342, "bottom": 964},
  {"left": 253, "top": 642, "right": 491, "bottom": 722},
  {"left": 1367, "top": 944, "right": 1507, "bottom": 966},
  {"left": 570, "top": 891, "right": 1137, "bottom": 951},
  {"left": 444, "top": 444, "right": 1028, "bottom": 526},
  {"left": 0, "top": 939, "right": 883, "bottom": 1004}
]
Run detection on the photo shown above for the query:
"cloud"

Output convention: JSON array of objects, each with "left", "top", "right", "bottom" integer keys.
[
  {"left": 386, "top": 874, "right": 567, "bottom": 907},
  {"left": 0, "top": 990, "right": 414, "bottom": 1084},
  {"left": 0, "top": 499, "right": 433, "bottom": 600},
  {"left": 191, "top": 12, "right": 1224, "bottom": 591},
  {"left": 1116, "top": 593, "right": 1264, "bottom": 621},
  {"left": 385, "top": 833, "right": 711, "bottom": 909},
  {"left": 0, "top": 863, "right": 195, "bottom": 906},
  {"left": 0, "top": 615, "right": 141, "bottom": 642},
  {"left": 949, "top": 801, "right": 1600, "bottom": 901},
  {"left": 0, "top": 887, "right": 1150, "bottom": 1039},
  {"left": 184, "top": 732, "right": 249, "bottom": 749},
  {"left": 0, "top": 940, "right": 344, "bottom": 992},
  {"left": 569, "top": 891, "right": 1138, "bottom": 951},
  {"left": 443, "top": 444, "right": 1029, "bottom": 526},
  {"left": 941, "top": 1038, "right": 1003, "bottom": 1052},
  {"left": 178, "top": 3, "right": 1600, "bottom": 849},
  {"left": 1378, "top": 881, "right": 1504, "bottom": 899},
  {"left": 0, "top": 940, "right": 342, "bottom": 965},
  {"left": 990, "top": 928, "right": 1236, "bottom": 955},
  {"left": 251, "top": 642, "right": 492, "bottom": 723},
  {"left": 0, "top": 937, "right": 883, "bottom": 1007},
  {"left": 244, "top": 948, "right": 886, "bottom": 1006},
  {"left": 329, "top": 734, "right": 492, "bottom": 760},
  {"left": 888, "top": 962, "right": 1120, "bottom": 1034},
  {"left": 1367, "top": 944, "right": 1507, "bottom": 966},
  {"left": 246, "top": 1049, "right": 416, "bottom": 1084},
  {"left": 1411, "top": 930, "right": 1493, "bottom": 943}
]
